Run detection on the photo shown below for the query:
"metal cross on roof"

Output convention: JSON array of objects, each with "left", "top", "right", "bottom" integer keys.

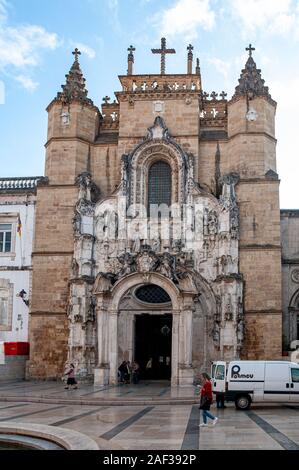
[
  {"left": 128, "top": 45, "right": 136, "bottom": 55},
  {"left": 187, "top": 44, "right": 194, "bottom": 54},
  {"left": 151, "top": 38, "right": 176, "bottom": 75},
  {"left": 72, "top": 48, "right": 81, "bottom": 62},
  {"left": 246, "top": 44, "right": 255, "bottom": 57}
]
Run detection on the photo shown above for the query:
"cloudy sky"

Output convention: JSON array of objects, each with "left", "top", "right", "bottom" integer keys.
[{"left": 0, "top": 0, "right": 298, "bottom": 208}]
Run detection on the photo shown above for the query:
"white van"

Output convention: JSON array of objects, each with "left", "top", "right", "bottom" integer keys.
[{"left": 211, "top": 360, "right": 299, "bottom": 410}]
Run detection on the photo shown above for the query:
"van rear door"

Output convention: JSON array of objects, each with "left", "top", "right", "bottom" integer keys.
[
  {"left": 264, "top": 363, "right": 291, "bottom": 402},
  {"left": 213, "top": 361, "right": 226, "bottom": 393}
]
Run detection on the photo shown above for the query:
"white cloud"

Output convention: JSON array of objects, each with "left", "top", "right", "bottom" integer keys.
[
  {"left": 229, "top": 0, "right": 296, "bottom": 36},
  {"left": 15, "top": 75, "right": 38, "bottom": 91},
  {"left": 107, "top": 0, "right": 121, "bottom": 32},
  {"left": 73, "top": 43, "right": 96, "bottom": 59},
  {"left": 0, "top": 2, "right": 59, "bottom": 91},
  {"left": 0, "top": 25, "right": 59, "bottom": 68},
  {"left": 155, "top": 0, "right": 215, "bottom": 40},
  {"left": 0, "top": 0, "right": 8, "bottom": 23},
  {"left": 207, "top": 57, "right": 230, "bottom": 79},
  {"left": 271, "top": 77, "right": 299, "bottom": 208}
]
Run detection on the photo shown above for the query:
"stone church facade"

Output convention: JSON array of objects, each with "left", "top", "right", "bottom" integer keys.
[{"left": 28, "top": 41, "right": 284, "bottom": 384}]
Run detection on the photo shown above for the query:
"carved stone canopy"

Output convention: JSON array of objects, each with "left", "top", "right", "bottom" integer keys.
[
  {"left": 54, "top": 51, "right": 94, "bottom": 107},
  {"left": 233, "top": 55, "right": 273, "bottom": 103}
]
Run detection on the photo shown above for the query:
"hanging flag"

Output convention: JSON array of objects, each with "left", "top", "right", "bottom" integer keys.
[{"left": 17, "top": 214, "right": 22, "bottom": 237}]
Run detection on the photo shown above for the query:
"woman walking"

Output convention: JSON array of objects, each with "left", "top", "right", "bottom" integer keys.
[
  {"left": 199, "top": 373, "right": 218, "bottom": 427},
  {"left": 64, "top": 363, "right": 78, "bottom": 390}
]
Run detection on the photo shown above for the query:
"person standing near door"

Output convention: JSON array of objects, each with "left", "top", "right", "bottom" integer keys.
[{"left": 199, "top": 373, "right": 218, "bottom": 427}]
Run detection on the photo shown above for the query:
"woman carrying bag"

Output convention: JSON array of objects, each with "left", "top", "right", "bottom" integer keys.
[{"left": 199, "top": 373, "right": 218, "bottom": 427}]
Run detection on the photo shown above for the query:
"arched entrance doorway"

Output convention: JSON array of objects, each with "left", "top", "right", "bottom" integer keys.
[
  {"left": 118, "top": 284, "right": 173, "bottom": 381},
  {"left": 93, "top": 270, "right": 216, "bottom": 387}
]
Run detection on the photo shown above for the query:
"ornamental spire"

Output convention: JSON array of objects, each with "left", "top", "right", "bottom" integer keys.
[
  {"left": 54, "top": 49, "right": 94, "bottom": 106},
  {"left": 233, "top": 44, "right": 272, "bottom": 102}
]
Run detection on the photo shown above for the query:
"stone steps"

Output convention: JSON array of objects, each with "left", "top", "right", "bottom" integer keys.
[{"left": 0, "top": 395, "right": 198, "bottom": 407}]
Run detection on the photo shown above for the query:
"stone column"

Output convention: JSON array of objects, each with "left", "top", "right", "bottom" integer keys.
[
  {"left": 109, "top": 310, "right": 119, "bottom": 385},
  {"left": 178, "top": 308, "right": 194, "bottom": 385},
  {"left": 171, "top": 310, "right": 180, "bottom": 386},
  {"left": 94, "top": 304, "right": 109, "bottom": 385}
]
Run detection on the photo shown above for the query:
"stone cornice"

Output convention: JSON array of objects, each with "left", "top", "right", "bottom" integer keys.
[
  {"left": 32, "top": 251, "right": 73, "bottom": 257},
  {"left": 45, "top": 136, "right": 94, "bottom": 148},
  {"left": 228, "top": 93, "right": 277, "bottom": 108},
  {"left": 115, "top": 90, "right": 200, "bottom": 102},
  {"left": 30, "top": 311, "right": 67, "bottom": 316},
  {"left": 240, "top": 244, "right": 281, "bottom": 251},
  {"left": 36, "top": 184, "right": 77, "bottom": 189},
  {"left": 282, "top": 259, "right": 299, "bottom": 265},
  {"left": 245, "top": 309, "right": 281, "bottom": 315},
  {"left": 238, "top": 178, "right": 280, "bottom": 184},
  {"left": 228, "top": 131, "right": 277, "bottom": 143}
]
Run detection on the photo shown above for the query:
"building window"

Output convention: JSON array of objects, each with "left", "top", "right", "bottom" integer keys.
[
  {"left": 0, "top": 288, "right": 9, "bottom": 327},
  {"left": 0, "top": 224, "right": 12, "bottom": 253},
  {"left": 135, "top": 285, "right": 171, "bottom": 304},
  {"left": 148, "top": 161, "right": 172, "bottom": 211},
  {"left": 0, "top": 280, "right": 13, "bottom": 331}
]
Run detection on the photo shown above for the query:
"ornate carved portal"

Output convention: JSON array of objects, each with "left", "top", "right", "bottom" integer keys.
[{"left": 66, "top": 116, "right": 244, "bottom": 385}]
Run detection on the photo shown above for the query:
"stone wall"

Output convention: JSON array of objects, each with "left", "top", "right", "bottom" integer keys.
[{"left": 281, "top": 210, "right": 299, "bottom": 350}]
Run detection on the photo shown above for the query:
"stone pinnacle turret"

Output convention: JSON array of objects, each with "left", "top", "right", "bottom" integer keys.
[
  {"left": 54, "top": 48, "right": 94, "bottom": 107},
  {"left": 233, "top": 44, "right": 274, "bottom": 102}
]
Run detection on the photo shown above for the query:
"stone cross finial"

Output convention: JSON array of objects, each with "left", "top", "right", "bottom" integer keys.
[
  {"left": 187, "top": 44, "right": 194, "bottom": 74},
  {"left": 103, "top": 96, "right": 110, "bottom": 104},
  {"left": 210, "top": 91, "right": 218, "bottom": 100},
  {"left": 187, "top": 44, "right": 194, "bottom": 55},
  {"left": 151, "top": 38, "right": 176, "bottom": 75},
  {"left": 72, "top": 48, "right": 81, "bottom": 62},
  {"left": 246, "top": 44, "right": 255, "bottom": 57},
  {"left": 127, "top": 45, "right": 136, "bottom": 75},
  {"left": 220, "top": 91, "right": 227, "bottom": 100},
  {"left": 128, "top": 45, "right": 136, "bottom": 57}
]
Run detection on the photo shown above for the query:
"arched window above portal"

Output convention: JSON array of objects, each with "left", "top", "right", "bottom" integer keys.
[{"left": 148, "top": 161, "right": 172, "bottom": 213}]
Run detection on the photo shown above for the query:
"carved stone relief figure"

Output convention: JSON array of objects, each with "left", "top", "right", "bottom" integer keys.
[
  {"left": 132, "top": 227, "right": 142, "bottom": 253},
  {"left": 237, "top": 319, "right": 245, "bottom": 345},
  {"left": 208, "top": 210, "right": 218, "bottom": 237},
  {"left": 77, "top": 172, "right": 92, "bottom": 202},
  {"left": 95, "top": 214, "right": 105, "bottom": 237},
  {"left": 136, "top": 251, "right": 158, "bottom": 273},
  {"left": 152, "top": 237, "right": 161, "bottom": 253},
  {"left": 225, "top": 294, "right": 233, "bottom": 321},
  {"left": 72, "top": 212, "right": 81, "bottom": 236},
  {"left": 158, "top": 253, "right": 174, "bottom": 279},
  {"left": 72, "top": 258, "right": 79, "bottom": 277},
  {"left": 118, "top": 252, "right": 136, "bottom": 277},
  {"left": 212, "top": 317, "right": 221, "bottom": 347}
]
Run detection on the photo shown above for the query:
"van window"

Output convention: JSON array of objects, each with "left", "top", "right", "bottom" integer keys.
[
  {"left": 291, "top": 368, "right": 299, "bottom": 383},
  {"left": 211, "top": 364, "right": 216, "bottom": 379},
  {"left": 215, "top": 365, "right": 225, "bottom": 380}
]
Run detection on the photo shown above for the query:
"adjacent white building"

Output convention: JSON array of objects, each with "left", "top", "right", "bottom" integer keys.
[{"left": 0, "top": 177, "right": 42, "bottom": 378}]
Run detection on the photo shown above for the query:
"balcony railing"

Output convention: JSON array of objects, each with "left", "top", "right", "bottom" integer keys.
[{"left": 0, "top": 177, "right": 43, "bottom": 191}]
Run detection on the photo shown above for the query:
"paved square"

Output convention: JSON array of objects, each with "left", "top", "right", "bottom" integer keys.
[{"left": 0, "top": 381, "right": 298, "bottom": 450}]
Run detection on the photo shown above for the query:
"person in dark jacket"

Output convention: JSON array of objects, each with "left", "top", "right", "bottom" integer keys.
[
  {"left": 199, "top": 373, "right": 218, "bottom": 427},
  {"left": 118, "top": 361, "right": 127, "bottom": 384},
  {"left": 216, "top": 392, "right": 226, "bottom": 409}
]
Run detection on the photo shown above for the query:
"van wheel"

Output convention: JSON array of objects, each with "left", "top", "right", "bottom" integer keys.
[{"left": 235, "top": 395, "right": 251, "bottom": 410}]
